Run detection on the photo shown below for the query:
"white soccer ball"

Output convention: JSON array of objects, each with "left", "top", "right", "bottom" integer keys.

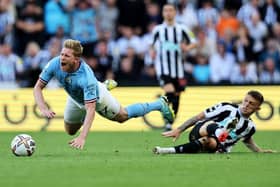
[{"left": 11, "top": 134, "right": 36, "bottom": 156}]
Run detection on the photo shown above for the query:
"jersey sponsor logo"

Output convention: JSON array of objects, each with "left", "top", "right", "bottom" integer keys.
[{"left": 162, "top": 41, "right": 180, "bottom": 51}]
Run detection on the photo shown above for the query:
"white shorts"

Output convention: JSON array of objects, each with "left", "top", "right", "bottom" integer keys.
[{"left": 64, "top": 82, "right": 121, "bottom": 124}]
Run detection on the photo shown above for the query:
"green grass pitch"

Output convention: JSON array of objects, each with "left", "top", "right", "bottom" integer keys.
[{"left": 0, "top": 130, "right": 279, "bottom": 187}]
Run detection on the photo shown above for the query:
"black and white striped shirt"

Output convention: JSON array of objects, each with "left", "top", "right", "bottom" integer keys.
[
  {"left": 203, "top": 102, "right": 256, "bottom": 152},
  {"left": 151, "top": 22, "right": 196, "bottom": 79}
]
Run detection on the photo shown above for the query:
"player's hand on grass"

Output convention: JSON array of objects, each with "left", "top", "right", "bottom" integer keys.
[
  {"left": 69, "top": 136, "right": 85, "bottom": 150},
  {"left": 41, "top": 108, "right": 56, "bottom": 119},
  {"left": 162, "top": 129, "right": 181, "bottom": 142}
]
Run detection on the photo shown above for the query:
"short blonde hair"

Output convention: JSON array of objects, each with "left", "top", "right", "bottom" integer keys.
[{"left": 63, "top": 39, "right": 83, "bottom": 57}]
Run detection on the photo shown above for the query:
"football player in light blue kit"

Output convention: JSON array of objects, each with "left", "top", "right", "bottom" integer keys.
[{"left": 34, "top": 39, "right": 174, "bottom": 149}]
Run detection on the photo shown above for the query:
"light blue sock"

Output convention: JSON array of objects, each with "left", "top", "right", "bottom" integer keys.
[{"left": 125, "top": 100, "right": 162, "bottom": 119}]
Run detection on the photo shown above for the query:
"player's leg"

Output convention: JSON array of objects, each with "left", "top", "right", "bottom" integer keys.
[
  {"left": 112, "top": 96, "right": 174, "bottom": 123},
  {"left": 96, "top": 82, "right": 174, "bottom": 123},
  {"left": 64, "top": 97, "right": 86, "bottom": 135},
  {"left": 153, "top": 136, "right": 218, "bottom": 154},
  {"left": 153, "top": 123, "right": 220, "bottom": 154},
  {"left": 160, "top": 75, "right": 178, "bottom": 130},
  {"left": 165, "top": 78, "right": 186, "bottom": 131}
]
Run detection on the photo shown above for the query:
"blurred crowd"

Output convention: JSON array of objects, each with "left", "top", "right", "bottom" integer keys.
[{"left": 1, "top": 0, "right": 280, "bottom": 88}]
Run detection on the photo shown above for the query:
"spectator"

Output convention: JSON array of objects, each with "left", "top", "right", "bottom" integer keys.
[
  {"left": 14, "top": 0, "right": 45, "bottom": 56},
  {"left": 140, "top": 21, "right": 157, "bottom": 84},
  {"left": 192, "top": 53, "right": 210, "bottom": 84},
  {"left": 237, "top": 0, "right": 260, "bottom": 28},
  {"left": 20, "top": 41, "right": 41, "bottom": 87},
  {"left": 216, "top": 9, "right": 240, "bottom": 40},
  {"left": 175, "top": 0, "right": 198, "bottom": 30},
  {"left": 68, "top": 0, "right": 99, "bottom": 57},
  {"left": 44, "top": 26, "right": 68, "bottom": 51},
  {"left": 0, "top": 42, "right": 23, "bottom": 86},
  {"left": 115, "top": 26, "right": 142, "bottom": 56},
  {"left": 204, "top": 17, "right": 218, "bottom": 41},
  {"left": 0, "top": 0, "right": 15, "bottom": 45},
  {"left": 259, "top": 0, "right": 280, "bottom": 34},
  {"left": 247, "top": 11, "right": 268, "bottom": 58},
  {"left": 197, "top": 0, "right": 219, "bottom": 28},
  {"left": 145, "top": 2, "right": 162, "bottom": 25},
  {"left": 272, "top": 21, "right": 280, "bottom": 39},
  {"left": 233, "top": 24, "right": 255, "bottom": 63},
  {"left": 116, "top": 0, "right": 146, "bottom": 35},
  {"left": 259, "top": 38, "right": 280, "bottom": 72},
  {"left": 223, "top": 0, "right": 242, "bottom": 12},
  {"left": 230, "top": 61, "right": 258, "bottom": 84},
  {"left": 259, "top": 57, "right": 280, "bottom": 84},
  {"left": 191, "top": 27, "right": 216, "bottom": 58},
  {"left": 209, "top": 40, "right": 236, "bottom": 84},
  {"left": 36, "top": 38, "right": 62, "bottom": 70},
  {"left": 272, "top": 23, "right": 280, "bottom": 51},
  {"left": 115, "top": 47, "right": 143, "bottom": 85},
  {"left": 92, "top": 39, "right": 114, "bottom": 82},
  {"left": 97, "top": 0, "right": 119, "bottom": 39},
  {"left": 44, "top": 0, "right": 71, "bottom": 39}
]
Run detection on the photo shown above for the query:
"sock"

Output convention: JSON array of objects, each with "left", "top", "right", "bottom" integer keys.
[
  {"left": 165, "top": 93, "right": 179, "bottom": 115},
  {"left": 174, "top": 140, "right": 202, "bottom": 153},
  {"left": 165, "top": 123, "right": 172, "bottom": 130},
  {"left": 173, "top": 95, "right": 180, "bottom": 115},
  {"left": 158, "top": 147, "right": 176, "bottom": 154},
  {"left": 125, "top": 100, "right": 162, "bottom": 119}
]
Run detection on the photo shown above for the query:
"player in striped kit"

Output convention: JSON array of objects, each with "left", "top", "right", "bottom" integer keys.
[
  {"left": 153, "top": 90, "right": 275, "bottom": 154},
  {"left": 150, "top": 3, "right": 197, "bottom": 131}
]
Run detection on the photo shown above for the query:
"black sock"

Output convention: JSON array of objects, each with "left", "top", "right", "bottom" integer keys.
[
  {"left": 174, "top": 141, "right": 202, "bottom": 153},
  {"left": 172, "top": 95, "right": 180, "bottom": 115}
]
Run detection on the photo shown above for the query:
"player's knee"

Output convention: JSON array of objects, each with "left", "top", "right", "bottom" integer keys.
[
  {"left": 207, "top": 137, "right": 218, "bottom": 150},
  {"left": 198, "top": 137, "right": 209, "bottom": 146},
  {"left": 64, "top": 122, "right": 82, "bottom": 135},
  {"left": 66, "top": 130, "right": 77, "bottom": 136},
  {"left": 116, "top": 117, "right": 126, "bottom": 123},
  {"left": 113, "top": 111, "right": 128, "bottom": 123},
  {"left": 199, "top": 137, "right": 217, "bottom": 150}
]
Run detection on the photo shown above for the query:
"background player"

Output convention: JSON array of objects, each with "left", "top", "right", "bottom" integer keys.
[
  {"left": 150, "top": 3, "right": 197, "bottom": 131},
  {"left": 34, "top": 39, "right": 174, "bottom": 150}
]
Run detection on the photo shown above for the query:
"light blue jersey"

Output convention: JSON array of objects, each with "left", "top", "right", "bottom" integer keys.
[{"left": 39, "top": 56, "right": 99, "bottom": 105}]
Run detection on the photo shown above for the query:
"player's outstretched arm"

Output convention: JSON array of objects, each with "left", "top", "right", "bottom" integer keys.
[
  {"left": 69, "top": 101, "right": 96, "bottom": 150},
  {"left": 162, "top": 112, "right": 205, "bottom": 142},
  {"left": 33, "top": 80, "right": 56, "bottom": 119},
  {"left": 243, "top": 137, "right": 276, "bottom": 153}
]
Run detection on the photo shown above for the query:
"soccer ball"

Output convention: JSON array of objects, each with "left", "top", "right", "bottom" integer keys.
[{"left": 11, "top": 134, "right": 36, "bottom": 156}]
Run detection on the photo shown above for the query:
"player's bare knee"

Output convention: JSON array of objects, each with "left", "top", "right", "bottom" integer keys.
[
  {"left": 198, "top": 137, "right": 209, "bottom": 146},
  {"left": 207, "top": 137, "right": 218, "bottom": 150},
  {"left": 198, "top": 137, "right": 217, "bottom": 151},
  {"left": 115, "top": 117, "right": 125, "bottom": 123},
  {"left": 66, "top": 130, "right": 77, "bottom": 136},
  {"left": 116, "top": 115, "right": 127, "bottom": 123},
  {"left": 64, "top": 122, "right": 81, "bottom": 135},
  {"left": 114, "top": 110, "right": 128, "bottom": 123}
]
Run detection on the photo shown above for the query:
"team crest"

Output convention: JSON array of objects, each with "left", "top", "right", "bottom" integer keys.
[{"left": 65, "top": 76, "right": 72, "bottom": 84}]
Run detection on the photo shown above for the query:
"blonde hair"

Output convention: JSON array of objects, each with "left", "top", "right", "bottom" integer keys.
[{"left": 63, "top": 39, "right": 83, "bottom": 57}]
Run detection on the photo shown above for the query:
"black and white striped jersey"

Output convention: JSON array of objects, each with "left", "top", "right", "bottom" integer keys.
[
  {"left": 151, "top": 22, "right": 196, "bottom": 79},
  {"left": 203, "top": 102, "right": 256, "bottom": 152}
]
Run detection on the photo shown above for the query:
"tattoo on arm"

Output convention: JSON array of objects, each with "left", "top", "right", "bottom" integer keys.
[{"left": 178, "top": 116, "right": 199, "bottom": 132}]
